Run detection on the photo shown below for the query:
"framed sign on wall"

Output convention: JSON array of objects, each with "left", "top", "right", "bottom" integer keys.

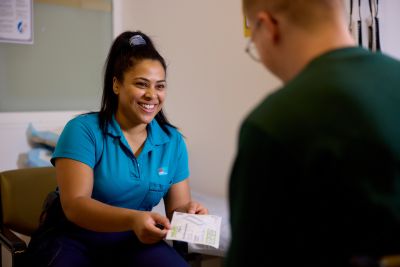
[{"left": 0, "top": 0, "right": 33, "bottom": 44}]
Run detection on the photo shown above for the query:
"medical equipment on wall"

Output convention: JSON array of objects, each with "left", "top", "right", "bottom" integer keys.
[{"left": 348, "top": 0, "right": 381, "bottom": 52}]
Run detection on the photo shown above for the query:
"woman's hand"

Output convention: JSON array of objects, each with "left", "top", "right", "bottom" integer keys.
[
  {"left": 164, "top": 180, "right": 209, "bottom": 217},
  {"left": 176, "top": 200, "right": 209, "bottom": 215},
  {"left": 131, "top": 211, "right": 171, "bottom": 244}
]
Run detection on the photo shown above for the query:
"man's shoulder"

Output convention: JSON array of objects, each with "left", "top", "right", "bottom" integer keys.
[{"left": 245, "top": 87, "right": 297, "bottom": 124}]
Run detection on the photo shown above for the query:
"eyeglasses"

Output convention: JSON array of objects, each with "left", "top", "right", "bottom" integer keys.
[{"left": 245, "top": 19, "right": 261, "bottom": 62}]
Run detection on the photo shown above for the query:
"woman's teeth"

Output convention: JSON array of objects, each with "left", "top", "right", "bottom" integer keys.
[{"left": 140, "top": 104, "right": 155, "bottom": 109}]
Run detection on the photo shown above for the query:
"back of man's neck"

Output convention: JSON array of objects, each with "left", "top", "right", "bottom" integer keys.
[{"left": 280, "top": 24, "right": 356, "bottom": 83}]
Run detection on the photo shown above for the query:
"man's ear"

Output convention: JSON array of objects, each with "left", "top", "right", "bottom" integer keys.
[{"left": 258, "top": 10, "right": 280, "bottom": 43}]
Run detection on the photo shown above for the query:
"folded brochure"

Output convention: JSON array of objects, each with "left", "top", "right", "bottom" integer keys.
[{"left": 166, "top": 211, "right": 222, "bottom": 249}]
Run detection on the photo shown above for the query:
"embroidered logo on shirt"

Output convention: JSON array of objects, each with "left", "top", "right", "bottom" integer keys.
[{"left": 158, "top": 167, "right": 168, "bottom": 176}]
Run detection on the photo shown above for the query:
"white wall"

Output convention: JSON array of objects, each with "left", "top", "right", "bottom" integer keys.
[
  {"left": 113, "top": 0, "right": 281, "bottom": 197},
  {"left": 380, "top": 2, "right": 400, "bottom": 60}
]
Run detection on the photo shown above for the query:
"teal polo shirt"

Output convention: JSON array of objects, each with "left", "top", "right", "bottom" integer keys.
[{"left": 51, "top": 113, "right": 189, "bottom": 211}]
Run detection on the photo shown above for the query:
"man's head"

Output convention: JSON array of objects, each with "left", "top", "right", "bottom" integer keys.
[
  {"left": 243, "top": 0, "right": 343, "bottom": 28},
  {"left": 243, "top": 0, "right": 352, "bottom": 82}
]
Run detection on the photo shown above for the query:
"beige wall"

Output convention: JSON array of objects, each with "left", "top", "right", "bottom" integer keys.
[{"left": 112, "top": 0, "right": 281, "bottom": 197}]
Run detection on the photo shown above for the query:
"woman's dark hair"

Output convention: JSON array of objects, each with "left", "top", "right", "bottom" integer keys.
[{"left": 99, "top": 31, "right": 176, "bottom": 135}]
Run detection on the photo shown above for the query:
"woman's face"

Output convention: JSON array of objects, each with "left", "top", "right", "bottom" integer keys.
[{"left": 113, "top": 59, "right": 166, "bottom": 127}]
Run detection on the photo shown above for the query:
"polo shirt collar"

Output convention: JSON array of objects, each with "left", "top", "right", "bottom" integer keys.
[
  {"left": 147, "top": 119, "right": 170, "bottom": 146},
  {"left": 106, "top": 115, "right": 123, "bottom": 138},
  {"left": 106, "top": 115, "right": 170, "bottom": 146}
]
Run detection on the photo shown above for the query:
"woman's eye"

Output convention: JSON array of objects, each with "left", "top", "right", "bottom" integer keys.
[
  {"left": 135, "top": 82, "right": 148, "bottom": 88},
  {"left": 156, "top": 84, "right": 166, "bottom": 90}
]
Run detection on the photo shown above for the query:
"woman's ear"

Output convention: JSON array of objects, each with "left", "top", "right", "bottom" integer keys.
[{"left": 113, "top": 77, "right": 119, "bottom": 95}]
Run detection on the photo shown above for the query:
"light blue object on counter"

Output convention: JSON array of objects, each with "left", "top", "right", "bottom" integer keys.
[
  {"left": 26, "top": 147, "right": 53, "bottom": 167},
  {"left": 25, "top": 123, "right": 60, "bottom": 167},
  {"left": 26, "top": 123, "right": 59, "bottom": 148}
]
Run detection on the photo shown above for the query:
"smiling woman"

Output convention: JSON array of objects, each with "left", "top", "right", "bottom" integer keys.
[
  {"left": 113, "top": 59, "right": 167, "bottom": 133},
  {"left": 24, "top": 31, "right": 209, "bottom": 267}
]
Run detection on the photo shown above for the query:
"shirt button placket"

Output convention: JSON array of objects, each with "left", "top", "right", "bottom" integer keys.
[
  {"left": 129, "top": 158, "right": 139, "bottom": 179},
  {"left": 137, "top": 162, "right": 141, "bottom": 178}
]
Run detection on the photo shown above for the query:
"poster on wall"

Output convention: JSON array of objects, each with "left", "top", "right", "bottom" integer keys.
[{"left": 0, "top": 0, "right": 33, "bottom": 44}]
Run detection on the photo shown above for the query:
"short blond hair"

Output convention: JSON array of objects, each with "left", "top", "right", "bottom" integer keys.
[{"left": 243, "top": 0, "right": 344, "bottom": 28}]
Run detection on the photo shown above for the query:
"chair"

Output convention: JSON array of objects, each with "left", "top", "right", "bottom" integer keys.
[
  {"left": 0, "top": 167, "right": 206, "bottom": 267},
  {"left": 0, "top": 166, "right": 57, "bottom": 267}
]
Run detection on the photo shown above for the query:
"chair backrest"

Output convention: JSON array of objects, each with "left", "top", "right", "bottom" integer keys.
[{"left": 0, "top": 167, "right": 57, "bottom": 236}]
